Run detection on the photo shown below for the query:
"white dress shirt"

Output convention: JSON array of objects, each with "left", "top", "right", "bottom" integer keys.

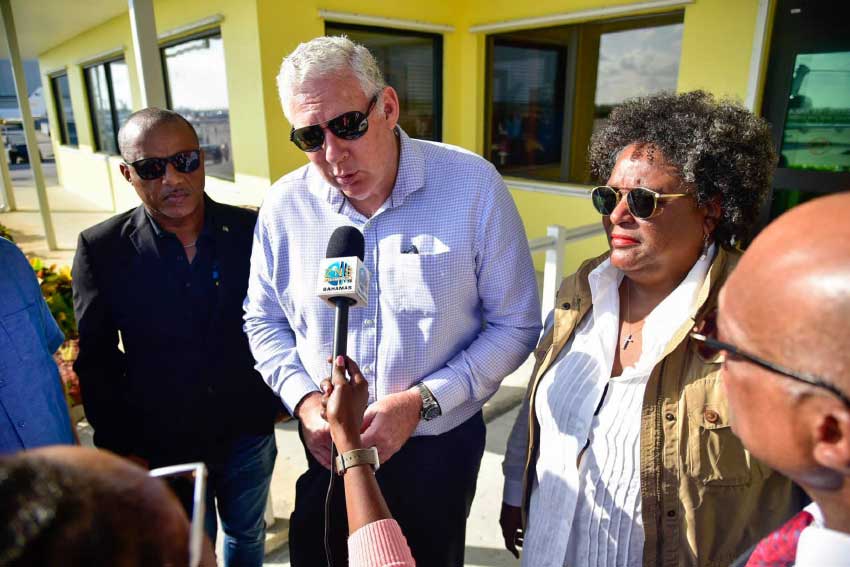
[
  {"left": 503, "top": 247, "right": 714, "bottom": 567},
  {"left": 796, "top": 502, "right": 850, "bottom": 566},
  {"left": 244, "top": 129, "right": 542, "bottom": 436}
]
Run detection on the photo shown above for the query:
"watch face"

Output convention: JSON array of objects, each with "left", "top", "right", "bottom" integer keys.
[{"left": 422, "top": 402, "right": 441, "bottom": 420}]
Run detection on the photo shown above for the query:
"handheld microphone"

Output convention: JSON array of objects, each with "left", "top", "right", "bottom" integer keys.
[
  {"left": 318, "top": 226, "right": 370, "bottom": 567},
  {"left": 317, "top": 226, "right": 369, "bottom": 369}
]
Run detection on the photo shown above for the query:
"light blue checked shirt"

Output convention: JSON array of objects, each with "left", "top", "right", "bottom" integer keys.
[{"left": 244, "top": 130, "right": 541, "bottom": 436}]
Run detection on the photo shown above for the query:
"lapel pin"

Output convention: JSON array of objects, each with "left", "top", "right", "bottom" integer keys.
[{"left": 222, "top": 225, "right": 229, "bottom": 232}]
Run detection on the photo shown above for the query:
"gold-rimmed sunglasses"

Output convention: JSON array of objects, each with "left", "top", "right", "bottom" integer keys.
[{"left": 591, "top": 185, "right": 690, "bottom": 219}]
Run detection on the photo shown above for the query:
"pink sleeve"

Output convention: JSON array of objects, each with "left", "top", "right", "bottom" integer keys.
[{"left": 348, "top": 519, "right": 416, "bottom": 567}]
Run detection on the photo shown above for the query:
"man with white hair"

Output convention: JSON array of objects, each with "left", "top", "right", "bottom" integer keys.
[{"left": 244, "top": 36, "right": 541, "bottom": 566}]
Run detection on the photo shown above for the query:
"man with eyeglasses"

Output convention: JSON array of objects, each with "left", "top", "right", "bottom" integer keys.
[
  {"left": 700, "top": 192, "right": 850, "bottom": 566},
  {"left": 244, "top": 36, "right": 541, "bottom": 566},
  {"left": 71, "top": 108, "right": 284, "bottom": 567}
]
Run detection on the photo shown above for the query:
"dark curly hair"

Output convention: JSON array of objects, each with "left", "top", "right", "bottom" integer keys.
[{"left": 588, "top": 90, "right": 776, "bottom": 246}]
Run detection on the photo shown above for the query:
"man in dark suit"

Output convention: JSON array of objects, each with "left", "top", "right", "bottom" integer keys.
[{"left": 72, "top": 108, "right": 282, "bottom": 567}]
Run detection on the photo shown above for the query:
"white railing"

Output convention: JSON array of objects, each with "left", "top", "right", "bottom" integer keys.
[{"left": 529, "top": 223, "right": 606, "bottom": 321}]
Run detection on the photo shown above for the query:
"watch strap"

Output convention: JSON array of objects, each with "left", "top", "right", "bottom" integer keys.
[
  {"left": 335, "top": 446, "right": 380, "bottom": 476},
  {"left": 416, "top": 382, "right": 442, "bottom": 420}
]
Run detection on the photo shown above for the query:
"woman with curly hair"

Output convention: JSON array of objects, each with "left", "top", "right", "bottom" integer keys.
[{"left": 500, "top": 91, "right": 801, "bottom": 567}]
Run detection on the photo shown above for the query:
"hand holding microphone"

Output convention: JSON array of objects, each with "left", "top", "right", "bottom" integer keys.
[
  {"left": 320, "top": 356, "right": 369, "bottom": 453},
  {"left": 298, "top": 226, "right": 369, "bottom": 470}
]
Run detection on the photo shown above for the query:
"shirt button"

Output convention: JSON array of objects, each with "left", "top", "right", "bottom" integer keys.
[
  {"left": 704, "top": 409, "right": 720, "bottom": 423},
  {"left": 362, "top": 364, "right": 373, "bottom": 374},
  {"left": 667, "top": 510, "right": 676, "bottom": 518},
  {"left": 17, "top": 421, "right": 24, "bottom": 428},
  {"left": 665, "top": 413, "right": 675, "bottom": 422},
  {"left": 536, "top": 349, "right": 546, "bottom": 358},
  {"left": 363, "top": 319, "right": 374, "bottom": 327},
  {"left": 185, "top": 282, "right": 191, "bottom": 288}
]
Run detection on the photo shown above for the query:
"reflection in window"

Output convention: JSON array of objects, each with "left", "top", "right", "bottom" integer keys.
[
  {"left": 486, "top": 15, "right": 683, "bottom": 183},
  {"left": 490, "top": 43, "right": 565, "bottom": 179},
  {"left": 593, "top": 24, "right": 683, "bottom": 133},
  {"left": 325, "top": 24, "right": 442, "bottom": 141},
  {"left": 779, "top": 51, "right": 850, "bottom": 173},
  {"left": 162, "top": 32, "right": 233, "bottom": 180},
  {"left": 51, "top": 74, "right": 77, "bottom": 146},
  {"left": 85, "top": 59, "right": 133, "bottom": 154}
]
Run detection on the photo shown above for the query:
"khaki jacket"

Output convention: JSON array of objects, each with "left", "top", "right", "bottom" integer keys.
[{"left": 520, "top": 248, "right": 799, "bottom": 567}]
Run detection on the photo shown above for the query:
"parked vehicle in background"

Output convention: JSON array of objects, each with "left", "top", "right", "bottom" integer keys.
[{"left": 2, "top": 123, "right": 55, "bottom": 164}]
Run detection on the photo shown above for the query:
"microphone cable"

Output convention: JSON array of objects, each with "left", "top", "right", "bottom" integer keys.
[{"left": 324, "top": 440, "right": 338, "bottom": 567}]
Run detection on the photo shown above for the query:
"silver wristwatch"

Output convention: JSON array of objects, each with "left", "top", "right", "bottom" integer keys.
[{"left": 416, "top": 383, "right": 442, "bottom": 421}]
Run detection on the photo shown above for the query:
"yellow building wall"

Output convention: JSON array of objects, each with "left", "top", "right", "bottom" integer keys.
[
  {"left": 39, "top": 1, "right": 271, "bottom": 210},
  {"left": 458, "top": 0, "right": 765, "bottom": 276},
  {"left": 37, "top": 0, "right": 764, "bottom": 278}
]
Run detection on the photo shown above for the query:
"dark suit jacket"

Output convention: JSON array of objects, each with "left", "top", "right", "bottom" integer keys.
[{"left": 72, "top": 197, "right": 283, "bottom": 466}]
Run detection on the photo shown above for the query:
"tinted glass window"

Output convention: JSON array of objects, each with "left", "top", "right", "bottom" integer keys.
[
  {"left": 162, "top": 32, "right": 233, "bottom": 180},
  {"left": 51, "top": 74, "right": 77, "bottom": 146}
]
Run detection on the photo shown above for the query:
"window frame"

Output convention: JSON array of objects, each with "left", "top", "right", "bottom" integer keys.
[
  {"left": 49, "top": 72, "right": 77, "bottom": 147},
  {"left": 483, "top": 11, "right": 684, "bottom": 184},
  {"left": 760, "top": 0, "right": 850, "bottom": 208},
  {"left": 159, "top": 27, "right": 235, "bottom": 181},
  {"left": 324, "top": 21, "right": 444, "bottom": 142},
  {"left": 159, "top": 28, "right": 224, "bottom": 110},
  {"left": 83, "top": 57, "right": 127, "bottom": 155}
]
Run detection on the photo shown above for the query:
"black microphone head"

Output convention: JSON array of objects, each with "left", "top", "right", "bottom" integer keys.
[{"left": 326, "top": 226, "right": 365, "bottom": 261}]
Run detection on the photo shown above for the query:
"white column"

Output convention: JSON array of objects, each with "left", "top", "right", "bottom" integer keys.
[
  {"left": 0, "top": 131, "right": 14, "bottom": 211},
  {"left": 128, "top": 0, "right": 167, "bottom": 109},
  {"left": 541, "top": 225, "right": 566, "bottom": 323},
  {"left": 745, "top": 0, "right": 772, "bottom": 112},
  {"left": 0, "top": 0, "right": 57, "bottom": 248}
]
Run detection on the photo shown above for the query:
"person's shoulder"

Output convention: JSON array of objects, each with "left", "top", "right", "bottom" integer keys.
[
  {"left": 415, "top": 137, "right": 496, "bottom": 173},
  {"left": 262, "top": 163, "right": 324, "bottom": 217},
  {"left": 79, "top": 207, "right": 138, "bottom": 243},
  {"left": 208, "top": 199, "right": 258, "bottom": 227},
  {"left": 0, "top": 236, "right": 27, "bottom": 267}
]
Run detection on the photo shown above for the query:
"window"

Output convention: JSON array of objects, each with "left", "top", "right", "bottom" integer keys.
[
  {"left": 485, "top": 14, "right": 684, "bottom": 183},
  {"left": 326, "top": 23, "right": 443, "bottom": 141},
  {"left": 51, "top": 73, "right": 77, "bottom": 146},
  {"left": 85, "top": 58, "right": 133, "bottom": 154},
  {"left": 761, "top": 0, "right": 850, "bottom": 222},
  {"left": 161, "top": 30, "right": 233, "bottom": 180}
]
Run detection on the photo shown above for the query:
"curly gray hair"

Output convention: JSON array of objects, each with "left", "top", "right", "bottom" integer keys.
[
  {"left": 277, "top": 35, "right": 386, "bottom": 122},
  {"left": 588, "top": 90, "right": 776, "bottom": 246}
]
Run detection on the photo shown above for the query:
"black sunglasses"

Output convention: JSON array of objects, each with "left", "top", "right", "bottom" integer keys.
[
  {"left": 127, "top": 149, "right": 201, "bottom": 181},
  {"left": 290, "top": 96, "right": 378, "bottom": 152},
  {"left": 591, "top": 185, "right": 690, "bottom": 220},
  {"left": 690, "top": 311, "right": 850, "bottom": 407}
]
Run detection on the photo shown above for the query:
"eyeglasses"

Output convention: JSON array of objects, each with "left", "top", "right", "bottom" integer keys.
[
  {"left": 591, "top": 185, "right": 690, "bottom": 220},
  {"left": 290, "top": 96, "right": 378, "bottom": 152},
  {"left": 690, "top": 311, "right": 850, "bottom": 407},
  {"left": 127, "top": 150, "right": 202, "bottom": 181},
  {"left": 149, "top": 462, "right": 207, "bottom": 567}
]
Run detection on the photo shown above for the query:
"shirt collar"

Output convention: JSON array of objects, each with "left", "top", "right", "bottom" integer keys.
[
  {"left": 143, "top": 195, "right": 213, "bottom": 241},
  {"left": 586, "top": 244, "right": 716, "bottom": 374},
  {"left": 796, "top": 502, "right": 850, "bottom": 566},
  {"left": 315, "top": 127, "right": 426, "bottom": 215}
]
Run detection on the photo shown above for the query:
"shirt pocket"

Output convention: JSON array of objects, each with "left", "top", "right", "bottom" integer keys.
[
  {"left": 684, "top": 379, "right": 751, "bottom": 486},
  {"left": 381, "top": 251, "right": 452, "bottom": 315},
  {"left": 0, "top": 303, "right": 44, "bottom": 363}
]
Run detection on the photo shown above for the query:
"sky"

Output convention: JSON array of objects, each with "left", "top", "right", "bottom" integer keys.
[{"left": 594, "top": 23, "right": 683, "bottom": 106}]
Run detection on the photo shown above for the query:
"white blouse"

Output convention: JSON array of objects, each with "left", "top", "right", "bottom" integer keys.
[{"left": 503, "top": 247, "right": 714, "bottom": 567}]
